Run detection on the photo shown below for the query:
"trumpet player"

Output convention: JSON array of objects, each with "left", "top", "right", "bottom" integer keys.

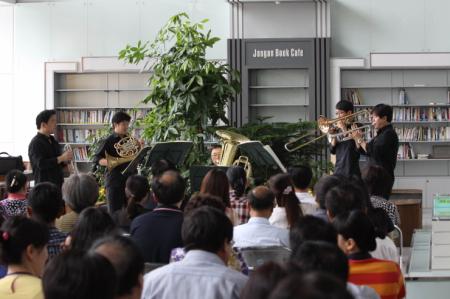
[
  {"left": 329, "top": 100, "right": 361, "bottom": 178},
  {"left": 93, "top": 111, "right": 138, "bottom": 213}
]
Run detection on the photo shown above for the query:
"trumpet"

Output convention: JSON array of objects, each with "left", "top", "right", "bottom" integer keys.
[
  {"left": 64, "top": 144, "right": 78, "bottom": 174},
  {"left": 284, "top": 109, "right": 371, "bottom": 152}
]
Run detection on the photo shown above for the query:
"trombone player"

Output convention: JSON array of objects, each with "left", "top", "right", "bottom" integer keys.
[{"left": 93, "top": 111, "right": 140, "bottom": 213}]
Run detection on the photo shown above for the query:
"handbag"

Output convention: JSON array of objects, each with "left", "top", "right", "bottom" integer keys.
[{"left": 0, "top": 152, "right": 25, "bottom": 175}]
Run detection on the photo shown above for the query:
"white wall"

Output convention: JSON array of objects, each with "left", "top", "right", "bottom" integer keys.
[{"left": 0, "top": 0, "right": 229, "bottom": 158}]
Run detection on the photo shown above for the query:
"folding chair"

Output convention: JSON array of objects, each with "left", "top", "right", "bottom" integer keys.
[{"left": 238, "top": 246, "right": 291, "bottom": 271}]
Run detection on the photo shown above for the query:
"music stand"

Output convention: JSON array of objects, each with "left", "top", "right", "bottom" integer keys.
[
  {"left": 122, "top": 146, "right": 152, "bottom": 176},
  {"left": 189, "top": 165, "right": 230, "bottom": 193},
  {"left": 237, "top": 141, "right": 286, "bottom": 173},
  {"left": 143, "top": 141, "right": 194, "bottom": 169}
]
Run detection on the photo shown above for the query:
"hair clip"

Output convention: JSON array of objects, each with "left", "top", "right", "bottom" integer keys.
[
  {"left": 283, "top": 186, "right": 293, "bottom": 195},
  {"left": 2, "top": 231, "right": 9, "bottom": 241},
  {"left": 10, "top": 176, "right": 16, "bottom": 188}
]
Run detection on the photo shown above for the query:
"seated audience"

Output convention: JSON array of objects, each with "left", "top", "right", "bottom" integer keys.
[
  {"left": 131, "top": 170, "right": 185, "bottom": 263},
  {"left": 226, "top": 166, "right": 250, "bottom": 225},
  {"left": 142, "top": 206, "right": 247, "bottom": 299},
  {"left": 56, "top": 173, "right": 99, "bottom": 233},
  {"left": 27, "top": 182, "right": 66, "bottom": 259},
  {"left": 362, "top": 165, "right": 401, "bottom": 226},
  {"left": 268, "top": 173, "right": 302, "bottom": 229},
  {"left": 334, "top": 210, "right": 405, "bottom": 299},
  {"left": 0, "top": 170, "right": 28, "bottom": 218},
  {"left": 325, "top": 182, "right": 368, "bottom": 221},
  {"left": 91, "top": 235, "right": 145, "bottom": 299},
  {"left": 113, "top": 175, "right": 153, "bottom": 232},
  {"left": 241, "top": 262, "right": 288, "bottom": 299},
  {"left": 312, "top": 175, "right": 343, "bottom": 222},
  {"left": 290, "top": 241, "right": 380, "bottom": 299},
  {"left": 368, "top": 208, "right": 399, "bottom": 263},
  {"left": 233, "top": 186, "right": 289, "bottom": 248},
  {"left": 43, "top": 251, "right": 117, "bottom": 299},
  {"left": 66, "top": 207, "right": 117, "bottom": 253},
  {"left": 289, "top": 165, "right": 317, "bottom": 215},
  {"left": 0, "top": 216, "right": 48, "bottom": 299}
]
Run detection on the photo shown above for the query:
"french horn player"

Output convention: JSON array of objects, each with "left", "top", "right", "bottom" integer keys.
[{"left": 93, "top": 111, "right": 142, "bottom": 213}]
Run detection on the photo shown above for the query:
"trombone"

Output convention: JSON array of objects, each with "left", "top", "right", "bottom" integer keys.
[{"left": 284, "top": 109, "right": 371, "bottom": 152}]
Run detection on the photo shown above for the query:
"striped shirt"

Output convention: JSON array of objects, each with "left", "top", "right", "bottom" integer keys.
[{"left": 348, "top": 253, "right": 405, "bottom": 299}]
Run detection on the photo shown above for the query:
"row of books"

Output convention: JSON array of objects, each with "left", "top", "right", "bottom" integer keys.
[
  {"left": 58, "top": 129, "right": 98, "bottom": 143},
  {"left": 398, "top": 144, "right": 415, "bottom": 160},
  {"left": 72, "top": 147, "right": 89, "bottom": 162},
  {"left": 395, "top": 126, "right": 450, "bottom": 141},
  {"left": 393, "top": 107, "right": 450, "bottom": 121},
  {"left": 56, "top": 109, "right": 150, "bottom": 124}
]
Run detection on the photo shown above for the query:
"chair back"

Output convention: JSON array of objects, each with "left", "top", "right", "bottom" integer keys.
[
  {"left": 144, "top": 262, "right": 166, "bottom": 273},
  {"left": 239, "top": 246, "right": 291, "bottom": 270}
]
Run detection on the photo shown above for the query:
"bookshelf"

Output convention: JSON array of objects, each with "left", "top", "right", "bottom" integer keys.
[
  {"left": 340, "top": 69, "right": 450, "bottom": 207},
  {"left": 53, "top": 72, "right": 152, "bottom": 172}
]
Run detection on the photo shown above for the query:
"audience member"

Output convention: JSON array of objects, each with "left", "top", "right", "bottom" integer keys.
[
  {"left": 130, "top": 170, "right": 185, "bottom": 263},
  {"left": 368, "top": 208, "right": 399, "bottom": 263},
  {"left": 362, "top": 165, "right": 401, "bottom": 226},
  {"left": 325, "top": 182, "right": 368, "bottom": 220},
  {"left": 56, "top": 173, "right": 99, "bottom": 233},
  {"left": 43, "top": 251, "right": 117, "bottom": 299},
  {"left": 0, "top": 170, "right": 28, "bottom": 219},
  {"left": 226, "top": 166, "right": 250, "bottom": 225},
  {"left": 268, "top": 173, "right": 302, "bottom": 229},
  {"left": 92, "top": 235, "right": 145, "bottom": 299},
  {"left": 142, "top": 206, "right": 247, "bottom": 299},
  {"left": 289, "top": 165, "right": 317, "bottom": 215},
  {"left": 27, "top": 182, "right": 66, "bottom": 259},
  {"left": 241, "top": 262, "right": 288, "bottom": 299},
  {"left": 312, "top": 175, "right": 343, "bottom": 222},
  {"left": 67, "top": 207, "right": 117, "bottom": 253},
  {"left": 334, "top": 210, "right": 405, "bottom": 299},
  {"left": 0, "top": 216, "right": 48, "bottom": 299},
  {"left": 233, "top": 186, "right": 289, "bottom": 248},
  {"left": 150, "top": 159, "right": 177, "bottom": 178}
]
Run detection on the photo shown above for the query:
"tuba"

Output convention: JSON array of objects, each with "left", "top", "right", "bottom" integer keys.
[
  {"left": 105, "top": 135, "right": 141, "bottom": 171},
  {"left": 215, "top": 130, "right": 252, "bottom": 179}
]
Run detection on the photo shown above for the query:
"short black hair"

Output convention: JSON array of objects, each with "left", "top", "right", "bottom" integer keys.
[
  {"left": 6, "top": 169, "right": 27, "bottom": 193},
  {"left": 184, "top": 193, "right": 226, "bottom": 214},
  {"left": 314, "top": 175, "right": 343, "bottom": 209},
  {"left": 290, "top": 241, "right": 349, "bottom": 283},
  {"left": 367, "top": 208, "right": 391, "bottom": 239},
  {"left": 371, "top": 103, "right": 393, "bottom": 122},
  {"left": 333, "top": 210, "right": 377, "bottom": 253},
  {"left": 325, "top": 182, "right": 368, "bottom": 219},
  {"left": 111, "top": 111, "right": 131, "bottom": 125},
  {"left": 335, "top": 100, "right": 354, "bottom": 113},
  {"left": 241, "top": 262, "right": 288, "bottom": 299},
  {"left": 43, "top": 251, "right": 117, "bottom": 299},
  {"left": 36, "top": 109, "right": 56, "bottom": 129},
  {"left": 248, "top": 187, "right": 274, "bottom": 211},
  {"left": 150, "top": 159, "right": 177, "bottom": 177},
  {"left": 211, "top": 144, "right": 222, "bottom": 149},
  {"left": 361, "top": 164, "right": 391, "bottom": 197},
  {"left": 226, "top": 166, "right": 247, "bottom": 197},
  {"left": 151, "top": 170, "right": 186, "bottom": 205},
  {"left": 288, "top": 165, "right": 313, "bottom": 189},
  {"left": 0, "top": 216, "right": 49, "bottom": 264},
  {"left": 182, "top": 206, "right": 233, "bottom": 253},
  {"left": 28, "top": 182, "right": 65, "bottom": 224},
  {"left": 289, "top": 215, "right": 337, "bottom": 254},
  {"left": 91, "top": 235, "right": 144, "bottom": 297}
]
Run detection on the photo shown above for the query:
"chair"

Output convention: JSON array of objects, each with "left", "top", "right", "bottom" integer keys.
[
  {"left": 144, "top": 262, "right": 166, "bottom": 273},
  {"left": 238, "top": 246, "right": 291, "bottom": 270},
  {"left": 389, "top": 225, "right": 404, "bottom": 270}
]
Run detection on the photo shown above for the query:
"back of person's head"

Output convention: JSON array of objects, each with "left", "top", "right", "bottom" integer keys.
[
  {"left": 43, "top": 251, "right": 117, "bottom": 299},
  {"left": 335, "top": 100, "right": 354, "bottom": 113},
  {"left": 0, "top": 216, "right": 49, "bottom": 265},
  {"left": 62, "top": 173, "right": 99, "bottom": 213},
  {"left": 248, "top": 186, "right": 275, "bottom": 212},
  {"left": 367, "top": 208, "right": 391, "bottom": 239},
  {"left": 184, "top": 193, "right": 226, "bottom": 214},
  {"left": 182, "top": 206, "right": 233, "bottom": 253},
  {"left": 126, "top": 175, "right": 150, "bottom": 219},
  {"left": 288, "top": 165, "right": 313, "bottom": 190},
  {"left": 371, "top": 103, "right": 393, "bottom": 123},
  {"left": 69, "top": 207, "right": 117, "bottom": 253},
  {"left": 333, "top": 210, "right": 377, "bottom": 253},
  {"left": 290, "top": 241, "right": 349, "bottom": 283},
  {"left": 150, "top": 159, "right": 177, "bottom": 177},
  {"left": 289, "top": 215, "right": 337, "bottom": 253},
  {"left": 269, "top": 173, "right": 302, "bottom": 227},
  {"left": 268, "top": 272, "right": 353, "bottom": 299},
  {"left": 226, "top": 166, "right": 247, "bottom": 197},
  {"left": 91, "top": 235, "right": 144, "bottom": 297},
  {"left": 314, "top": 175, "right": 344, "bottom": 209},
  {"left": 111, "top": 111, "right": 131, "bottom": 125},
  {"left": 6, "top": 170, "right": 27, "bottom": 193},
  {"left": 36, "top": 109, "right": 56, "bottom": 129},
  {"left": 241, "top": 262, "right": 288, "bottom": 299},
  {"left": 325, "top": 182, "right": 367, "bottom": 219},
  {"left": 28, "top": 182, "right": 64, "bottom": 224},
  {"left": 200, "top": 168, "right": 230, "bottom": 207},
  {"left": 151, "top": 170, "right": 185, "bottom": 205},
  {"left": 361, "top": 164, "right": 391, "bottom": 198}
]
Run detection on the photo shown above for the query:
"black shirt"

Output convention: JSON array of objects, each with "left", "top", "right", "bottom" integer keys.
[
  {"left": 330, "top": 138, "right": 361, "bottom": 178},
  {"left": 361, "top": 124, "right": 399, "bottom": 178},
  {"left": 28, "top": 133, "right": 64, "bottom": 187}
]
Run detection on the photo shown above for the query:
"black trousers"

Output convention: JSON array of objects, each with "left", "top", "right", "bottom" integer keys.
[{"left": 105, "top": 172, "right": 127, "bottom": 213}]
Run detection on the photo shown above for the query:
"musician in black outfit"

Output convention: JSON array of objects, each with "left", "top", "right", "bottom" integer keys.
[
  {"left": 28, "top": 109, "right": 73, "bottom": 188},
  {"left": 329, "top": 100, "right": 361, "bottom": 178},
  {"left": 93, "top": 111, "right": 137, "bottom": 213},
  {"left": 352, "top": 104, "right": 399, "bottom": 199}
]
